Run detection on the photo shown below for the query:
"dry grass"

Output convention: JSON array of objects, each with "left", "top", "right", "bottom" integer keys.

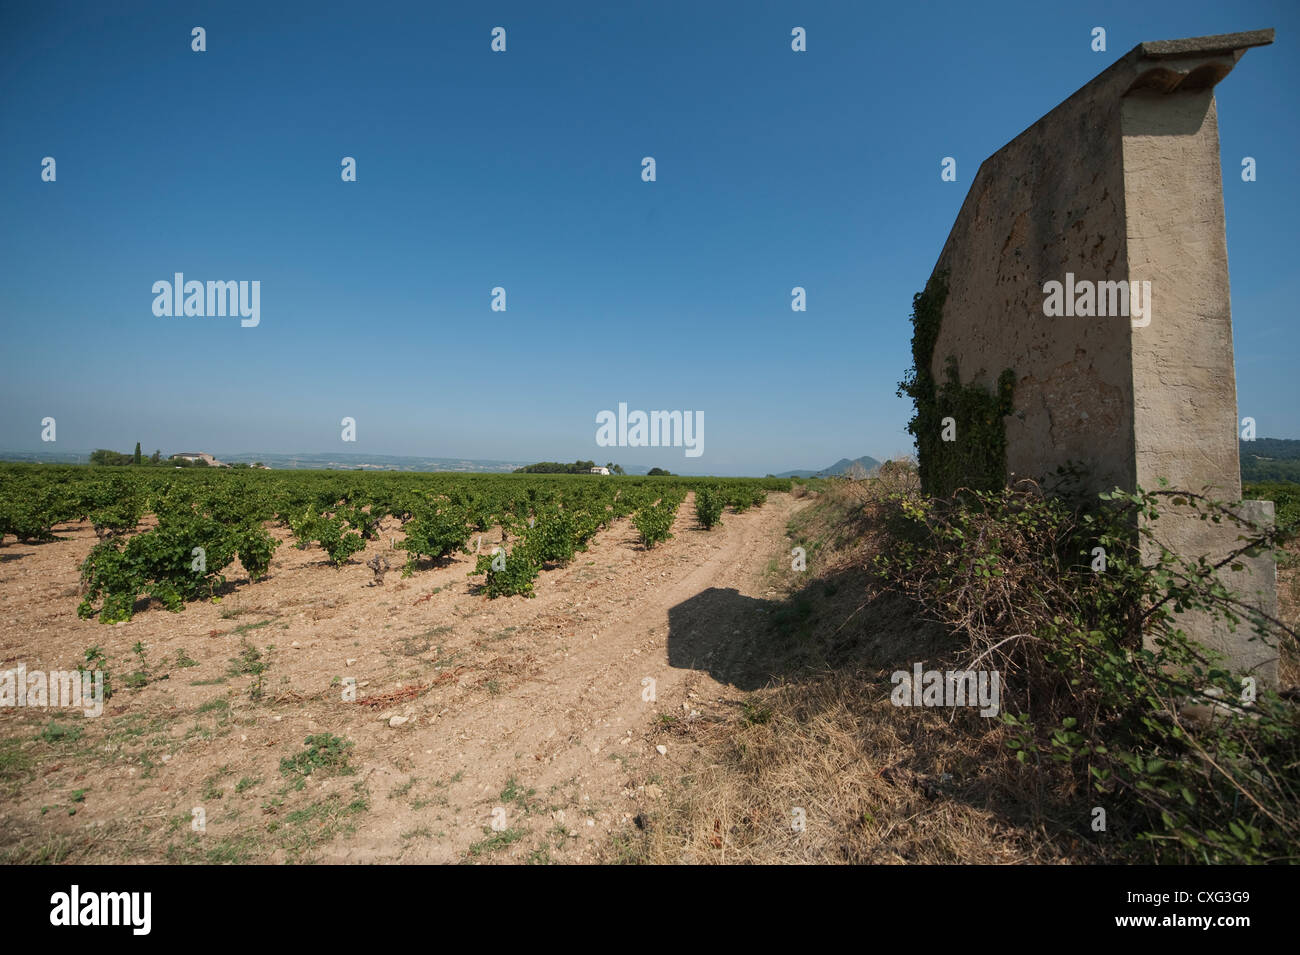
[{"left": 625, "top": 671, "right": 1098, "bottom": 864}]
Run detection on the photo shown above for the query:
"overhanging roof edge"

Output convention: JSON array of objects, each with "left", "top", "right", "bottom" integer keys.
[{"left": 1138, "top": 29, "right": 1274, "bottom": 59}]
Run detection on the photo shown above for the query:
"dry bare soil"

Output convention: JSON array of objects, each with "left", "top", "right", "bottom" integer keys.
[{"left": 0, "top": 491, "right": 808, "bottom": 863}]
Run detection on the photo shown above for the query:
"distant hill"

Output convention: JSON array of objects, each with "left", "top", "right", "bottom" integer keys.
[
  {"left": 774, "top": 455, "right": 882, "bottom": 479},
  {"left": 1241, "top": 438, "right": 1300, "bottom": 483},
  {"left": 771, "top": 441, "right": 1300, "bottom": 484}
]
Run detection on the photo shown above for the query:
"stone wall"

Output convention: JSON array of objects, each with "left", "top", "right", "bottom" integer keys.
[{"left": 924, "top": 30, "right": 1279, "bottom": 683}]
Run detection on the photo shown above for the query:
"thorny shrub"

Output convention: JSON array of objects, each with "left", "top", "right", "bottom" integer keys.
[{"left": 875, "top": 478, "right": 1299, "bottom": 863}]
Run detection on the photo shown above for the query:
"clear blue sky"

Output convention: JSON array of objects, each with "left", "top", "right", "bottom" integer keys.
[{"left": 2, "top": 0, "right": 1296, "bottom": 475}]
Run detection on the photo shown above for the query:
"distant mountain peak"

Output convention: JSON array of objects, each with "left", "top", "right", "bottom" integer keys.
[{"left": 773, "top": 454, "right": 882, "bottom": 479}]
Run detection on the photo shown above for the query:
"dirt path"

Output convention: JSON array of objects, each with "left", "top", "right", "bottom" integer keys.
[
  {"left": 328, "top": 491, "right": 807, "bottom": 862},
  {"left": 0, "top": 491, "right": 809, "bottom": 864}
]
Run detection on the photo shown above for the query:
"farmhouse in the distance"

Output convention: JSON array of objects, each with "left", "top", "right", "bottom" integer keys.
[
  {"left": 172, "top": 451, "right": 226, "bottom": 467},
  {"left": 589, "top": 466, "right": 610, "bottom": 475}
]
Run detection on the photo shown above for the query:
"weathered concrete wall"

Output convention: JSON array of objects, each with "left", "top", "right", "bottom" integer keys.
[
  {"left": 925, "top": 30, "right": 1279, "bottom": 683},
  {"left": 931, "top": 59, "right": 1135, "bottom": 492}
]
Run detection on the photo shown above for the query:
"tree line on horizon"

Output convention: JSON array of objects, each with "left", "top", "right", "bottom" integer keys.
[{"left": 515, "top": 460, "right": 629, "bottom": 475}]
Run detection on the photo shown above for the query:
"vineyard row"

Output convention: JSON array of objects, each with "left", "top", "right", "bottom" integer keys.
[{"left": 0, "top": 466, "right": 794, "bottom": 620}]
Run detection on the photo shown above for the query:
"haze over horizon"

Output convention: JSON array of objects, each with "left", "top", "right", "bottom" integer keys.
[
  {"left": 3, "top": 0, "right": 1297, "bottom": 477},
  {"left": 0, "top": 445, "right": 894, "bottom": 478}
]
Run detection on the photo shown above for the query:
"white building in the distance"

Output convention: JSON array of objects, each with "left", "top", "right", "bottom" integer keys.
[{"left": 172, "top": 452, "right": 226, "bottom": 467}]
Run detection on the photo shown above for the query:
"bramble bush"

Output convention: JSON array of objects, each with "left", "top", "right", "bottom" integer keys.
[{"left": 875, "top": 478, "right": 1298, "bottom": 863}]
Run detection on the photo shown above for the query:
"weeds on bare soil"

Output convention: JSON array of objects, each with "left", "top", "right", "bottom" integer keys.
[
  {"left": 227, "top": 639, "right": 273, "bottom": 701},
  {"left": 466, "top": 827, "right": 526, "bottom": 859},
  {"left": 279, "top": 733, "right": 354, "bottom": 783}
]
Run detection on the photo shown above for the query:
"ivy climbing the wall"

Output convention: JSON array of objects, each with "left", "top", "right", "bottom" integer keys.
[{"left": 898, "top": 272, "right": 1016, "bottom": 496}]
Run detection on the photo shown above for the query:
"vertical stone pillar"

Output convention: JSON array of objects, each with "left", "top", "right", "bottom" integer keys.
[{"left": 1121, "top": 37, "right": 1278, "bottom": 686}]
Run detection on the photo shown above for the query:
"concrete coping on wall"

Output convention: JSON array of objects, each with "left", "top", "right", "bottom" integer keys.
[
  {"left": 976, "top": 29, "right": 1276, "bottom": 174},
  {"left": 1125, "top": 29, "right": 1275, "bottom": 95},
  {"left": 1138, "top": 29, "right": 1274, "bottom": 59}
]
